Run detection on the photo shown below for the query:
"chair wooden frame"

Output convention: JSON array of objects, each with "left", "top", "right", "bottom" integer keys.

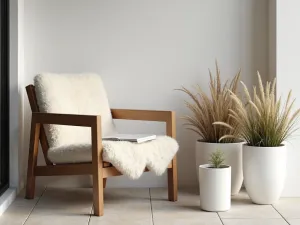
[{"left": 25, "top": 85, "right": 178, "bottom": 216}]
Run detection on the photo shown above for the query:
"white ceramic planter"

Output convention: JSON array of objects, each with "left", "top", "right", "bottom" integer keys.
[
  {"left": 243, "top": 144, "right": 287, "bottom": 204},
  {"left": 195, "top": 141, "right": 243, "bottom": 195},
  {"left": 199, "top": 164, "right": 231, "bottom": 211}
]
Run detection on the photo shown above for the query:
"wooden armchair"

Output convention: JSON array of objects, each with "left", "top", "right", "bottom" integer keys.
[{"left": 25, "top": 84, "right": 178, "bottom": 216}]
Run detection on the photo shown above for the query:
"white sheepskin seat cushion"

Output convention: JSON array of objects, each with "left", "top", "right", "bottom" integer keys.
[
  {"left": 47, "top": 136, "right": 179, "bottom": 179},
  {"left": 34, "top": 73, "right": 178, "bottom": 179}
]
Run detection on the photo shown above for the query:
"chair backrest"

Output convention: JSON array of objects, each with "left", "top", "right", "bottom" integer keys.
[
  {"left": 31, "top": 73, "right": 116, "bottom": 150},
  {"left": 26, "top": 84, "right": 52, "bottom": 165}
]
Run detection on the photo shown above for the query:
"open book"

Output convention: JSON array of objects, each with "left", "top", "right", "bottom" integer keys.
[{"left": 102, "top": 134, "right": 156, "bottom": 144}]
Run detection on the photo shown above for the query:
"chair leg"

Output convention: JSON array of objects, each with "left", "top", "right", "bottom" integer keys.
[
  {"left": 93, "top": 167, "right": 104, "bottom": 216},
  {"left": 103, "top": 178, "right": 107, "bottom": 188},
  {"left": 91, "top": 117, "right": 104, "bottom": 216},
  {"left": 168, "top": 157, "right": 178, "bottom": 201},
  {"left": 25, "top": 119, "right": 40, "bottom": 199}
]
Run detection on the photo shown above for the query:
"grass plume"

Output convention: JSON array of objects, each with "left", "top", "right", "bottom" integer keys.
[
  {"left": 214, "top": 72, "right": 300, "bottom": 147},
  {"left": 176, "top": 62, "right": 241, "bottom": 143}
]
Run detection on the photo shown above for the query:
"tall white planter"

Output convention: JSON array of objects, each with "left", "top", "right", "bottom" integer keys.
[
  {"left": 243, "top": 144, "right": 287, "bottom": 204},
  {"left": 199, "top": 164, "right": 231, "bottom": 211},
  {"left": 195, "top": 141, "right": 243, "bottom": 195}
]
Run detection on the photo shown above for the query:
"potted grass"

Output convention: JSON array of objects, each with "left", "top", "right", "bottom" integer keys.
[
  {"left": 214, "top": 72, "right": 300, "bottom": 204},
  {"left": 177, "top": 63, "right": 243, "bottom": 195},
  {"left": 199, "top": 150, "right": 231, "bottom": 211}
]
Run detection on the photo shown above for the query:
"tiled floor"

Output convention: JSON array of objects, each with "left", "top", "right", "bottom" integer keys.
[{"left": 0, "top": 187, "right": 299, "bottom": 225}]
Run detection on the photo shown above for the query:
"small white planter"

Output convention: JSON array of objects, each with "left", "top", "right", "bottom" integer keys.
[
  {"left": 243, "top": 144, "right": 287, "bottom": 204},
  {"left": 195, "top": 141, "right": 243, "bottom": 195},
  {"left": 199, "top": 164, "right": 231, "bottom": 211}
]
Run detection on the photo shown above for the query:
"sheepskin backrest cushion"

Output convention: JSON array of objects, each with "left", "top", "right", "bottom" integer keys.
[{"left": 34, "top": 73, "right": 116, "bottom": 148}]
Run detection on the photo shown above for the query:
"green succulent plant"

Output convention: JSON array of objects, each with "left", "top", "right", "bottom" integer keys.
[{"left": 209, "top": 150, "right": 225, "bottom": 168}]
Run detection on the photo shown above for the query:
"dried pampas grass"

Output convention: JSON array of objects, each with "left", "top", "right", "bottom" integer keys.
[
  {"left": 177, "top": 62, "right": 241, "bottom": 143},
  {"left": 214, "top": 72, "right": 300, "bottom": 147}
]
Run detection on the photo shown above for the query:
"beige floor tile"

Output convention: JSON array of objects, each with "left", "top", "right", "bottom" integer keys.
[
  {"left": 12, "top": 197, "right": 40, "bottom": 209},
  {"left": 24, "top": 214, "right": 90, "bottom": 225},
  {"left": 222, "top": 219, "right": 288, "bottom": 225},
  {"left": 23, "top": 188, "right": 93, "bottom": 224},
  {"left": 288, "top": 219, "right": 300, "bottom": 225},
  {"left": 273, "top": 198, "right": 300, "bottom": 219},
  {"left": 150, "top": 188, "right": 218, "bottom": 224},
  {"left": 90, "top": 215, "right": 152, "bottom": 225},
  {"left": 11, "top": 186, "right": 45, "bottom": 208},
  {"left": 0, "top": 187, "right": 46, "bottom": 225},
  {"left": 34, "top": 188, "right": 93, "bottom": 215},
  {"left": 18, "top": 186, "right": 46, "bottom": 198},
  {"left": 89, "top": 188, "right": 152, "bottom": 225},
  {"left": 0, "top": 205, "right": 33, "bottom": 225},
  {"left": 155, "top": 218, "right": 222, "bottom": 225},
  {"left": 219, "top": 204, "right": 281, "bottom": 219},
  {"left": 218, "top": 191, "right": 281, "bottom": 219}
]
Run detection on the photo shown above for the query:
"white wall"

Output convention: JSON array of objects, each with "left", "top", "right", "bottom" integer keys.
[
  {"left": 276, "top": 0, "right": 300, "bottom": 197},
  {"left": 268, "top": 0, "right": 276, "bottom": 82},
  {"left": 23, "top": 0, "right": 268, "bottom": 188}
]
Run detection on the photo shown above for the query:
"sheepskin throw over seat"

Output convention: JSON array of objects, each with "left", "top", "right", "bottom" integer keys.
[{"left": 34, "top": 73, "right": 179, "bottom": 179}]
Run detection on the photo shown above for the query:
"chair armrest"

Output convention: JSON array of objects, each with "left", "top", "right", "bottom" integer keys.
[
  {"left": 32, "top": 112, "right": 100, "bottom": 127},
  {"left": 30, "top": 113, "right": 103, "bottom": 172},
  {"left": 111, "top": 109, "right": 176, "bottom": 138},
  {"left": 111, "top": 109, "right": 175, "bottom": 122}
]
